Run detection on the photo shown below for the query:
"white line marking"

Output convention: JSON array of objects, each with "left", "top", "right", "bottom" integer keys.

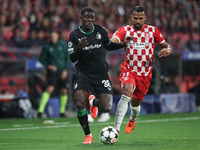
[
  {"left": 13, "top": 124, "right": 34, "bottom": 127},
  {"left": 0, "top": 117, "right": 199, "bottom": 132},
  {"left": 12, "top": 122, "right": 70, "bottom": 127},
  {"left": 53, "top": 122, "right": 70, "bottom": 125}
]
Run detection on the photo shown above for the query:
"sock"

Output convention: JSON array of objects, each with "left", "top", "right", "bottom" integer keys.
[
  {"left": 77, "top": 108, "right": 91, "bottom": 135},
  {"left": 90, "top": 97, "right": 99, "bottom": 107},
  {"left": 38, "top": 92, "right": 50, "bottom": 113},
  {"left": 60, "top": 95, "right": 68, "bottom": 114},
  {"left": 130, "top": 105, "right": 141, "bottom": 121},
  {"left": 114, "top": 94, "right": 131, "bottom": 131}
]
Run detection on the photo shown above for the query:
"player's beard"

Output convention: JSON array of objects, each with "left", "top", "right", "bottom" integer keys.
[{"left": 134, "top": 23, "right": 142, "bottom": 30}]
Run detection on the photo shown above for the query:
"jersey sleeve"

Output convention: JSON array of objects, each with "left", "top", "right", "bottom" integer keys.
[
  {"left": 112, "top": 26, "right": 126, "bottom": 42},
  {"left": 68, "top": 32, "right": 79, "bottom": 63},
  {"left": 154, "top": 27, "right": 165, "bottom": 44},
  {"left": 68, "top": 32, "right": 77, "bottom": 55},
  {"left": 101, "top": 27, "right": 111, "bottom": 46}
]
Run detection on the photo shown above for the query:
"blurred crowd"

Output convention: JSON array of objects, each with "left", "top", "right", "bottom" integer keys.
[
  {"left": 0, "top": 0, "right": 200, "bottom": 116},
  {"left": 0, "top": 0, "right": 199, "bottom": 53}
]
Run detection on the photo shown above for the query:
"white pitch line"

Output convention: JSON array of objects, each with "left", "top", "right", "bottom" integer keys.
[
  {"left": 12, "top": 122, "right": 70, "bottom": 127},
  {"left": 53, "top": 122, "right": 70, "bottom": 125},
  {"left": 13, "top": 124, "right": 34, "bottom": 127},
  {"left": 137, "top": 116, "right": 200, "bottom": 123},
  {"left": 0, "top": 116, "right": 200, "bottom": 132}
]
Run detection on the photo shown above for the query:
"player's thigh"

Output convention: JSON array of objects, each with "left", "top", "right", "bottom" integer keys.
[
  {"left": 132, "top": 76, "right": 150, "bottom": 103},
  {"left": 74, "top": 90, "right": 89, "bottom": 110},
  {"left": 73, "top": 71, "right": 90, "bottom": 93},
  {"left": 73, "top": 75, "right": 91, "bottom": 110},
  {"left": 122, "top": 83, "right": 135, "bottom": 98},
  {"left": 98, "top": 93, "right": 113, "bottom": 112}
]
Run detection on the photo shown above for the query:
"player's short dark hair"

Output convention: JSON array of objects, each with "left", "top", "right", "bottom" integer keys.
[
  {"left": 81, "top": 7, "right": 95, "bottom": 16},
  {"left": 130, "top": 6, "right": 145, "bottom": 14}
]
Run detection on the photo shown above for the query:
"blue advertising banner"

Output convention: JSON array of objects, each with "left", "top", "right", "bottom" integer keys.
[
  {"left": 27, "top": 59, "right": 45, "bottom": 71},
  {"left": 181, "top": 51, "right": 200, "bottom": 61},
  {"left": 159, "top": 93, "right": 196, "bottom": 113},
  {"left": 111, "top": 95, "right": 158, "bottom": 115},
  {"left": 111, "top": 93, "right": 196, "bottom": 115}
]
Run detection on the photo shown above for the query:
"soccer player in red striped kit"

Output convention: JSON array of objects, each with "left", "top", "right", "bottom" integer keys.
[{"left": 111, "top": 6, "right": 172, "bottom": 134}]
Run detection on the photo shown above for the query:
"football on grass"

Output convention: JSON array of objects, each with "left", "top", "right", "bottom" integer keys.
[{"left": 99, "top": 126, "right": 119, "bottom": 144}]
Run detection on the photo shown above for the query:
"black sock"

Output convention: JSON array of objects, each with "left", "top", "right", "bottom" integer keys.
[
  {"left": 93, "top": 98, "right": 99, "bottom": 107},
  {"left": 77, "top": 110, "right": 90, "bottom": 135}
]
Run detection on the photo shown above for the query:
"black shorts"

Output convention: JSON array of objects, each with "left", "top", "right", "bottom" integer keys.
[
  {"left": 73, "top": 70, "right": 112, "bottom": 95},
  {"left": 46, "top": 70, "right": 69, "bottom": 89}
]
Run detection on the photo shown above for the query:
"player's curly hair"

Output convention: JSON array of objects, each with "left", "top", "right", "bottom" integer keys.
[
  {"left": 81, "top": 7, "right": 95, "bottom": 16},
  {"left": 130, "top": 6, "right": 145, "bottom": 14}
]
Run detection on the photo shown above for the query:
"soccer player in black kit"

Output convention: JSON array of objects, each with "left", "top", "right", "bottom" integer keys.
[{"left": 68, "top": 7, "right": 131, "bottom": 144}]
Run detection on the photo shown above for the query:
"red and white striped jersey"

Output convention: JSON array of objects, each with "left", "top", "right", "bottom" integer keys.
[{"left": 112, "top": 24, "right": 165, "bottom": 77}]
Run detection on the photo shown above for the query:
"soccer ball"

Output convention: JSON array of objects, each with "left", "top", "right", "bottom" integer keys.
[{"left": 99, "top": 126, "right": 119, "bottom": 144}]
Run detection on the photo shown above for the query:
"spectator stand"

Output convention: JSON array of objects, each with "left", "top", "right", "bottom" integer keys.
[{"left": 0, "top": 60, "right": 26, "bottom": 95}]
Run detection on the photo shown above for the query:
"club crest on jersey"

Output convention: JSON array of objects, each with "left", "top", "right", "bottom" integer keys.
[
  {"left": 96, "top": 32, "right": 101, "bottom": 40},
  {"left": 145, "top": 33, "right": 150, "bottom": 38}
]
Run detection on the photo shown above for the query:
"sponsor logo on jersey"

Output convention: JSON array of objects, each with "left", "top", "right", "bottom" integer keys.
[
  {"left": 129, "top": 42, "right": 149, "bottom": 49},
  {"left": 130, "top": 43, "right": 149, "bottom": 46},
  {"left": 145, "top": 33, "right": 150, "bottom": 38},
  {"left": 82, "top": 44, "right": 102, "bottom": 50},
  {"left": 78, "top": 38, "right": 83, "bottom": 41},
  {"left": 96, "top": 32, "right": 101, "bottom": 40}
]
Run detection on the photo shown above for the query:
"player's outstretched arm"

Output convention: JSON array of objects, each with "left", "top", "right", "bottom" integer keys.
[
  {"left": 105, "top": 36, "right": 133, "bottom": 51},
  {"left": 157, "top": 42, "right": 172, "bottom": 58},
  {"left": 110, "top": 37, "right": 120, "bottom": 43},
  {"left": 104, "top": 41, "right": 126, "bottom": 51},
  {"left": 110, "top": 36, "right": 133, "bottom": 45}
]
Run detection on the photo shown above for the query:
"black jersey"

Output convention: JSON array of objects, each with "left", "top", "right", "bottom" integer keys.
[{"left": 68, "top": 24, "right": 111, "bottom": 74}]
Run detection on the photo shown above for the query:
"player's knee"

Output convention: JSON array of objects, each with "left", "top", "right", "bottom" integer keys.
[
  {"left": 75, "top": 100, "right": 85, "bottom": 110},
  {"left": 131, "top": 98, "right": 141, "bottom": 107},
  {"left": 121, "top": 94, "right": 131, "bottom": 102},
  {"left": 101, "top": 105, "right": 112, "bottom": 112},
  {"left": 123, "top": 89, "right": 133, "bottom": 98},
  {"left": 101, "top": 102, "right": 112, "bottom": 112},
  {"left": 99, "top": 96, "right": 112, "bottom": 112}
]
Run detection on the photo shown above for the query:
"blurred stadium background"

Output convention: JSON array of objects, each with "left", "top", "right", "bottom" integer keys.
[{"left": 0, "top": 0, "right": 199, "bottom": 118}]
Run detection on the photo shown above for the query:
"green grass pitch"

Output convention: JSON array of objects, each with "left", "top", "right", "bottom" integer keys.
[{"left": 0, "top": 112, "right": 200, "bottom": 150}]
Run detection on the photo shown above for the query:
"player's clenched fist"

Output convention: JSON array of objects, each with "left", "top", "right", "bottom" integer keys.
[{"left": 78, "top": 37, "right": 89, "bottom": 49}]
